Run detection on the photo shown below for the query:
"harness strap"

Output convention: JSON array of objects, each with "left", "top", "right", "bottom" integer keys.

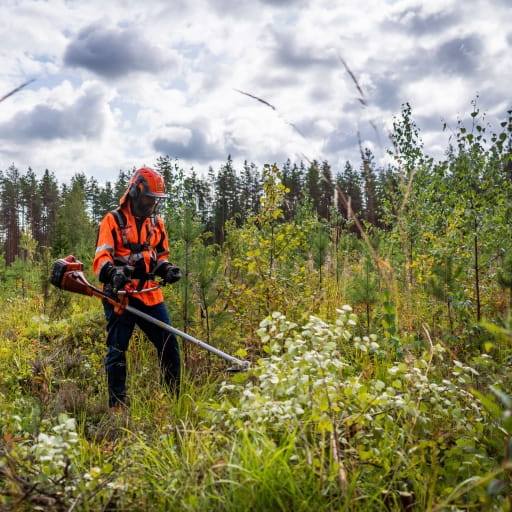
[
  {"left": 110, "top": 209, "right": 159, "bottom": 289},
  {"left": 111, "top": 209, "right": 156, "bottom": 253}
]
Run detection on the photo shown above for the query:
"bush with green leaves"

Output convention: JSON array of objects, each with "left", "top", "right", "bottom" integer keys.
[{"left": 208, "top": 307, "right": 504, "bottom": 508}]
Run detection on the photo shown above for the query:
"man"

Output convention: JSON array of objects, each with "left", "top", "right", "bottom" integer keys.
[{"left": 93, "top": 167, "right": 182, "bottom": 409}]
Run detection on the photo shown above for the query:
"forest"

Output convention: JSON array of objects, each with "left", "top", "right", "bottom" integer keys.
[{"left": 0, "top": 103, "right": 511, "bottom": 511}]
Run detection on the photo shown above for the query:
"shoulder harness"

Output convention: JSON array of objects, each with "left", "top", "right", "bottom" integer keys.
[
  {"left": 110, "top": 209, "right": 160, "bottom": 290},
  {"left": 111, "top": 209, "right": 157, "bottom": 253}
]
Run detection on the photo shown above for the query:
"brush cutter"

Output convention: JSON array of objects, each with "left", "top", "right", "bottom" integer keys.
[{"left": 49, "top": 255, "right": 250, "bottom": 373}]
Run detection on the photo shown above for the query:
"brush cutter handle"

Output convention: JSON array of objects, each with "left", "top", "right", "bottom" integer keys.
[{"left": 118, "top": 285, "right": 160, "bottom": 294}]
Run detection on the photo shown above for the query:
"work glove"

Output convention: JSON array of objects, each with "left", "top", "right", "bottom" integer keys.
[
  {"left": 110, "top": 266, "right": 132, "bottom": 292},
  {"left": 164, "top": 265, "right": 181, "bottom": 284}
]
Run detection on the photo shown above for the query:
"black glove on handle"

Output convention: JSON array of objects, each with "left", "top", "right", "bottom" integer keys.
[
  {"left": 110, "top": 266, "right": 132, "bottom": 292},
  {"left": 164, "top": 265, "right": 181, "bottom": 284},
  {"left": 154, "top": 262, "right": 181, "bottom": 285}
]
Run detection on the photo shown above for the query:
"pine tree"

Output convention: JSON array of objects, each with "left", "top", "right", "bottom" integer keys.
[
  {"left": 38, "top": 169, "right": 60, "bottom": 252},
  {"left": 318, "top": 160, "right": 334, "bottom": 220},
  {"left": 52, "top": 178, "right": 95, "bottom": 262},
  {"left": 281, "top": 159, "right": 304, "bottom": 220},
  {"left": 20, "top": 167, "right": 42, "bottom": 246},
  {"left": 155, "top": 155, "right": 186, "bottom": 217},
  {"left": 86, "top": 176, "right": 101, "bottom": 224},
  {"left": 305, "top": 160, "right": 321, "bottom": 216},
  {"left": 240, "top": 160, "right": 261, "bottom": 220},
  {"left": 335, "top": 161, "right": 363, "bottom": 227},
  {"left": 113, "top": 169, "right": 131, "bottom": 203},
  {"left": 213, "top": 155, "right": 240, "bottom": 244},
  {"left": 96, "top": 180, "right": 117, "bottom": 221},
  {"left": 0, "top": 165, "right": 22, "bottom": 264},
  {"left": 361, "top": 148, "right": 378, "bottom": 226}
]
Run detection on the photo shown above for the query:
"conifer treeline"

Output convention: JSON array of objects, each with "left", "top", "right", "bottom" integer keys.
[
  {"left": 0, "top": 152, "right": 388, "bottom": 264},
  {"left": 2, "top": 99, "right": 511, "bottom": 269}
]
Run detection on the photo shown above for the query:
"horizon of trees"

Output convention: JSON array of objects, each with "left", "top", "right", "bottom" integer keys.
[
  {"left": 0, "top": 103, "right": 510, "bottom": 278},
  {"left": 0, "top": 150, "right": 392, "bottom": 264}
]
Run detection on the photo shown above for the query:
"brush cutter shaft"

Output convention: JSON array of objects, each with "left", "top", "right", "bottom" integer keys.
[{"left": 124, "top": 304, "right": 247, "bottom": 367}]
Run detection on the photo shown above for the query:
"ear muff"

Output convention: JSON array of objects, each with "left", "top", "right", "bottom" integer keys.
[
  {"left": 128, "top": 174, "right": 144, "bottom": 198},
  {"left": 128, "top": 183, "right": 139, "bottom": 198}
]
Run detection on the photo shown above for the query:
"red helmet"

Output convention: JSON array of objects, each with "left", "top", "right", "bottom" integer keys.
[{"left": 128, "top": 167, "right": 168, "bottom": 199}]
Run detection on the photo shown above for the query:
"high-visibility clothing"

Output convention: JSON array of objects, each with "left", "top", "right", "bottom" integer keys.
[{"left": 93, "top": 202, "right": 170, "bottom": 306}]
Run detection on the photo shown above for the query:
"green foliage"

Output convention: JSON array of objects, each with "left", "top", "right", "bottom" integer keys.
[
  {"left": 191, "top": 241, "right": 223, "bottom": 342},
  {"left": 228, "top": 164, "right": 311, "bottom": 318},
  {"left": 427, "top": 252, "right": 466, "bottom": 337},
  {"left": 348, "top": 256, "right": 379, "bottom": 332},
  {"left": 310, "top": 220, "right": 330, "bottom": 285},
  {"left": 207, "top": 310, "right": 507, "bottom": 509},
  {"left": 52, "top": 180, "right": 95, "bottom": 263},
  {"left": 498, "top": 252, "right": 512, "bottom": 312},
  {"left": 2, "top": 104, "right": 512, "bottom": 510}
]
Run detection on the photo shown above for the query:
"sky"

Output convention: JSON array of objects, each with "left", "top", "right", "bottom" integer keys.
[{"left": 0, "top": 0, "right": 510, "bottom": 185}]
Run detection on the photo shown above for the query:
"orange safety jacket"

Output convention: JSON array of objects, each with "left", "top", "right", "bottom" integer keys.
[{"left": 93, "top": 202, "right": 170, "bottom": 306}]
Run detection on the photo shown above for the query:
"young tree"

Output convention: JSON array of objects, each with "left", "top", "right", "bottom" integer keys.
[
  {"left": 310, "top": 219, "right": 330, "bottom": 285},
  {"left": 348, "top": 255, "right": 380, "bottom": 333},
  {"left": 427, "top": 253, "right": 465, "bottom": 337},
  {"left": 192, "top": 242, "right": 223, "bottom": 343},
  {"left": 229, "top": 164, "right": 309, "bottom": 316}
]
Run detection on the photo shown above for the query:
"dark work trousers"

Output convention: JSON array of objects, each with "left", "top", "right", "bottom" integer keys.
[{"left": 103, "top": 297, "right": 181, "bottom": 407}]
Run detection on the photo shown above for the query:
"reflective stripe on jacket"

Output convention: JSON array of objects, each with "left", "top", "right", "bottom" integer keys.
[{"left": 93, "top": 203, "right": 170, "bottom": 306}]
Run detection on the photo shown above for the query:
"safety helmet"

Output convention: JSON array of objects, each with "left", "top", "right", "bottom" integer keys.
[
  {"left": 120, "top": 167, "right": 168, "bottom": 205},
  {"left": 128, "top": 167, "right": 168, "bottom": 198}
]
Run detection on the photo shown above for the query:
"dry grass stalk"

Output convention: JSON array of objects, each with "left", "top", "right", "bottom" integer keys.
[{"left": 0, "top": 78, "right": 35, "bottom": 104}]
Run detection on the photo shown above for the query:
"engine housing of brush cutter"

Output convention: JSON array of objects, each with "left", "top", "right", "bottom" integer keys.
[{"left": 50, "top": 255, "right": 94, "bottom": 297}]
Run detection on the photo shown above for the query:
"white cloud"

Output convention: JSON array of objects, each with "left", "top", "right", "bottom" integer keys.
[
  {"left": 0, "top": 0, "right": 510, "bottom": 184},
  {"left": 403, "top": 76, "right": 473, "bottom": 119}
]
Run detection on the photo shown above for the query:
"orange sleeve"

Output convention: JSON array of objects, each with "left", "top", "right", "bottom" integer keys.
[
  {"left": 155, "top": 216, "right": 170, "bottom": 261},
  {"left": 93, "top": 213, "right": 117, "bottom": 279}
]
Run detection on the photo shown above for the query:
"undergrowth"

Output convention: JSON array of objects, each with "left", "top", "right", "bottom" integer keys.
[{"left": 1, "top": 293, "right": 511, "bottom": 511}]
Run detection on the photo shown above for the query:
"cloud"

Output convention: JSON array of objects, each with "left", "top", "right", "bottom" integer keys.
[
  {"left": 363, "top": 32, "right": 482, "bottom": 115},
  {"left": 384, "top": 5, "right": 460, "bottom": 36},
  {"left": 272, "top": 31, "right": 337, "bottom": 70},
  {"left": 64, "top": 23, "right": 176, "bottom": 79},
  {"left": 153, "top": 122, "right": 224, "bottom": 163},
  {"left": 323, "top": 127, "right": 360, "bottom": 155},
  {"left": 435, "top": 35, "right": 482, "bottom": 75},
  {"left": 0, "top": 84, "right": 107, "bottom": 142},
  {"left": 407, "top": 10, "right": 460, "bottom": 35},
  {"left": 367, "top": 73, "right": 403, "bottom": 111},
  {"left": 0, "top": 0, "right": 509, "bottom": 183},
  {"left": 259, "top": 0, "right": 307, "bottom": 6}
]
